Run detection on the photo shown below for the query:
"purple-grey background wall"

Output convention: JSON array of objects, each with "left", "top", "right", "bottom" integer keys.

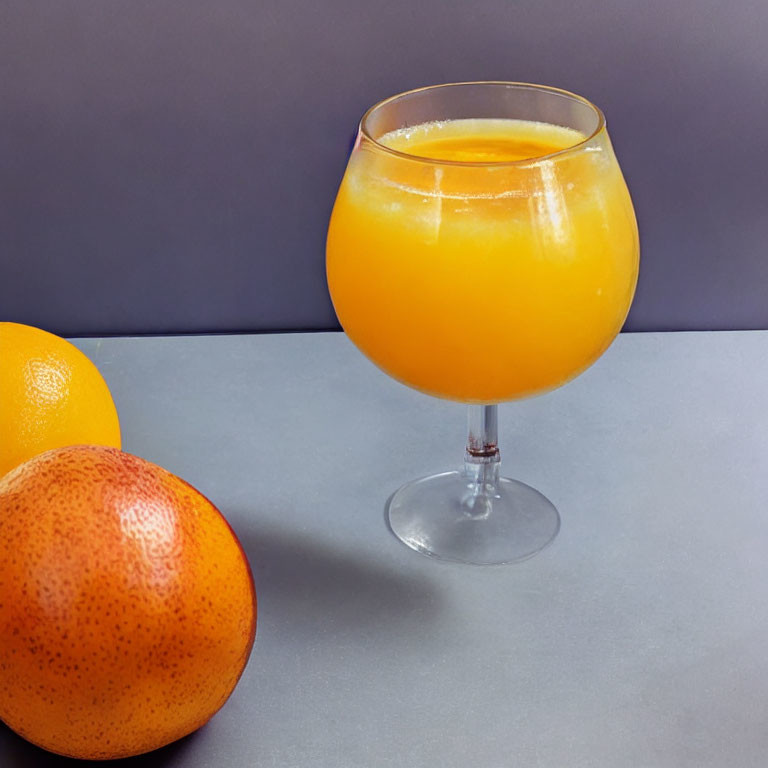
[{"left": 1, "top": 1, "right": 766, "bottom": 336}]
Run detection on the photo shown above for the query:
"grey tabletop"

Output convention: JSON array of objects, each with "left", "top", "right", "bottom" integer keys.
[{"left": 2, "top": 330, "right": 767, "bottom": 767}]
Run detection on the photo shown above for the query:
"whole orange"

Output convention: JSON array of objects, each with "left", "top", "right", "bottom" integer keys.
[
  {"left": 0, "top": 322, "right": 121, "bottom": 479},
  {"left": 0, "top": 445, "right": 257, "bottom": 760}
]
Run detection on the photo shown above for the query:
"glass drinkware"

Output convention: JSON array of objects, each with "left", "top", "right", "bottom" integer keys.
[{"left": 327, "top": 82, "right": 639, "bottom": 564}]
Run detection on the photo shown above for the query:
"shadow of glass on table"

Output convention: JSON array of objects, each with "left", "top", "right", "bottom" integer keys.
[
  {"left": 234, "top": 518, "right": 444, "bottom": 638},
  {"left": 0, "top": 724, "right": 199, "bottom": 767}
]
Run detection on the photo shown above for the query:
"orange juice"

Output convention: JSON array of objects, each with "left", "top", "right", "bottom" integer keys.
[{"left": 327, "top": 118, "right": 639, "bottom": 403}]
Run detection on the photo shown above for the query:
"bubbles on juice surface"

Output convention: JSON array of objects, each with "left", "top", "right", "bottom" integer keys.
[
  {"left": 379, "top": 119, "right": 587, "bottom": 163},
  {"left": 352, "top": 118, "right": 600, "bottom": 207}
]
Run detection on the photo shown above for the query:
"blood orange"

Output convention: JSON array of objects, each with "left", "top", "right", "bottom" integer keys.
[{"left": 0, "top": 445, "right": 256, "bottom": 759}]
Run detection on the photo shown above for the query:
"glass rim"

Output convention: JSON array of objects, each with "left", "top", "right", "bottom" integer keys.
[{"left": 359, "top": 81, "right": 606, "bottom": 168}]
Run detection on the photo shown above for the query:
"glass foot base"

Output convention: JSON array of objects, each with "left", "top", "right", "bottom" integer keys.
[{"left": 387, "top": 470, "right": 560, "bottom": 565}]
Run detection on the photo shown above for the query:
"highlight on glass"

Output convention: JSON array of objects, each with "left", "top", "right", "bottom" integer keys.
[{"left": 327, "top": 82, "right": 639, "bottom": 564}]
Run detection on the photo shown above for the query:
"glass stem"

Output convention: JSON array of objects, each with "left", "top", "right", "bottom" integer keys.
[{"left": 463, "top": 405, "right": 501, "bottom": 510}]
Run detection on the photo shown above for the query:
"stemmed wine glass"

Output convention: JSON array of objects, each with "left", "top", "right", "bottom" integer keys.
[{"left": 327, "top": 82, "right": 639, "bottom": 564}]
